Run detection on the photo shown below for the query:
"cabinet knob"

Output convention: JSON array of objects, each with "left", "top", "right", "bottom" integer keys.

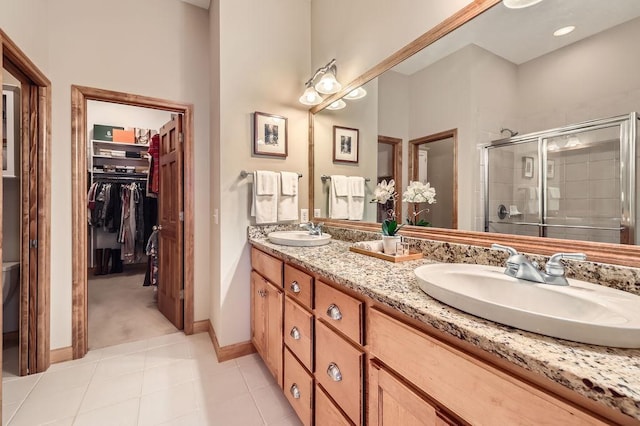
[
  {"left": 290, "top": 383, "right": 301, "bottom": 399},
  {"left": 326, "top": 304, "right": 342, "bottom": 321},
  {"left": 258, "top": 289, "right": 267, "bottom": 298},
  {"left": 290, "top": 281, "right": 301, "bottom": 294},
  {"left": 290, "top": 326, "right": 301, "bottom": 340},
  {"left": 327, "top": 362, "right": 342, "bottom": 382}
]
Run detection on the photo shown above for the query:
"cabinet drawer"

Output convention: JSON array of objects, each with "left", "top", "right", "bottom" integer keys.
[
  {"left": 315, "top": 280, "right": 363, "bottom": 344},
  {"left": 251, "top": 247, "right": 283, "bottom": 287},
  {"left": 315, "top": 384, "right": 353, "bottom": 426},
  {"left": 284, "top": 348, "right": 313, "bottom": 426},
  {"left": 315, "top": 320, "right": 363, "bottom": 425},
  {"left": 284, "top": 296, "right": 313, "bottom": 371},
  {"left": 284, "top": 264, "right": 313, "bottom": 309},
  {"left": 367, "top": 308, "right": 605, "bottom": 426}
]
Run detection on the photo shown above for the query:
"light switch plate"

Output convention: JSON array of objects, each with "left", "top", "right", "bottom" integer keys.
[
  {"left": 314, "top": 208, "right": 321, "bottom": 217},
  {"left": 213, "top": 208, "right": 219, "bottom": 224},
  {"left": 300, "top": 209, "right": 309, "bottom": 222}
]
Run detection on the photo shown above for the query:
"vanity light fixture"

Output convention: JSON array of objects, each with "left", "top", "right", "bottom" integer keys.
[
  {"left": 553, "top": 25, "right": 575, "bottom": 37},
  {"left": 503, "top": 0, "right": 543, "bottom": 9},
  {"left": 344, "top": 86, "right": 367, "bottom": 100},
  {"left": 326, "top": 99, "right": 346, "bottom": 110},
  {"left": 299, "top": 84, "right": 323, "bottom": 106},
  {"left": 299, "top": 59, "right": 343, "bottom": 105}
]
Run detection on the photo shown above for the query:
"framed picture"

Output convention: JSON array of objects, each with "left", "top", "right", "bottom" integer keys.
[
  {"left": 547, "top": 160, "right": 555, "bottom": 179},
  {"left": 253, "top": 111, "right": 287, "bottom": 157},
  {"left": 333, "top": 126, "right": 359, "bottom": 163},
  {"left": 522, "top": 156, "right": 534, "bottom": 179}
]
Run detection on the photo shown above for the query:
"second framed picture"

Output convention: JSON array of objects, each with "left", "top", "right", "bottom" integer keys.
[
  {"left": 333, "top": 125, "right": 359, "bottom": 163},
  {"left": 253, "top": 111, "right": 287, "bottom": 157}
]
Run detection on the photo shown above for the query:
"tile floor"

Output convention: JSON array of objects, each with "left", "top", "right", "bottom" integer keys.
[{"left": 2, "top": 332, "right": 302, "bottom": 426}]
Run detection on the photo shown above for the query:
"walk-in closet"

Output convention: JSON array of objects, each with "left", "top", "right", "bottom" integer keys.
[{"left": 86, "top": 101, "right": 176, "bottom": 349}]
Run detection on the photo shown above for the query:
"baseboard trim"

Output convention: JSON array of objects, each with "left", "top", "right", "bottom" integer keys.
[
  {"left": 205, "top": 319, "right": 255, "bottom": 362},
  {"left": 192, "top": 319, "right": 210, "bottom": 334},
  {"left": 50, "top": 346, "right": 73, "bottom": 364}
]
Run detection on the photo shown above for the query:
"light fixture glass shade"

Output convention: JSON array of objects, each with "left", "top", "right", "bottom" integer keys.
[
  {"left": 326, "top": 99, "right": 346, "bottom": 110},
  {"left": 344, "top": 87, "right": 367, "bottom": 100},
  {"left": 298, "top": 86, "right": 323, "bottom": 105},
  {"left": 315, "top": 72, "right": 342, "bottom": 94},
  {"left": 503, "top": 0, "right": 543, "bottom": 9}
]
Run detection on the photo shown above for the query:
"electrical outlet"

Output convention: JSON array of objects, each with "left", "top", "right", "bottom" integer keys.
[
  {"left": 300, "top": 209, "right": 309, "bottom": 222},
  {"left": 314, "top": 208, "right": 321, "bottom": 217}
]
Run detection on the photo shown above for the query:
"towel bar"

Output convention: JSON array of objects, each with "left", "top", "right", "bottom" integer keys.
[
  {"left": 240, "top": 170, "right": 302, "bottom": 179},
  {"left": 320, "top": 175, "right": 371, "bottom": 182}
]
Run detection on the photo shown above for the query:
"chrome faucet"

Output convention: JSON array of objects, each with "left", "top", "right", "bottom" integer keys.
[
  {"left": 300, "top": 221, "right": 324, "bottom": 236},
  {"left": 491, "top": 243, "right": 586, "bottom": 286}
]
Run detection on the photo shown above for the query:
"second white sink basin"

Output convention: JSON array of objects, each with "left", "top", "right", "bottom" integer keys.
[
  {"left": 267, "top": 231, "right": 332, "bottom": 247},
  {"left": 414, "top": 263, "right": 640, "bottom": 348}
]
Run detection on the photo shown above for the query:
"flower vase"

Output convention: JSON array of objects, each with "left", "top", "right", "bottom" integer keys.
[{"left": 382, "top": 235, "right": 401, "bottom": 255}]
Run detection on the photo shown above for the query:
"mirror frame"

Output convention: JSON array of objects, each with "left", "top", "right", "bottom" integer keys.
[{"left": 308, "top": 0, "right": 640, "bottom": 267}]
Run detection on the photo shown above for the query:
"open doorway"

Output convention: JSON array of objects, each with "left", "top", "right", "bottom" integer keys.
[
  {"left": 1, "top": 30, "right": 52, "bottom": 378},
  {"left": 409, "top": 129, "right": 458, "bottom": 229},
  {"left": 85, "top": 101, "right": 178, "bottom": 349},
  {"left": 71, "top": 86, "right": 194, "bottom": 360}
]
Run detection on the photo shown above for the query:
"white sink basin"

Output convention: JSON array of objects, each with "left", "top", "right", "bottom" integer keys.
[
  {"left": 414, "top": 263, "right": 640, "bottom": 348},
  {"left": 267, "top": 231, "right": 332, "bottom": 247}
]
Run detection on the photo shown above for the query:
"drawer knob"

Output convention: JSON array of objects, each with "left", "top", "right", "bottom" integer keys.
[
  {"left": 258, "top": 289, "right": 266, "bottom": 298},
  {"left": 326, "top": 304, "right": 342, "bottom": 321},
  {"left": 327, "top": 362, "right": 342, "bottom": 382},
  {"left": 290, "top": 281, "right": 301, "bottom": 294},
  {"left": 290, "top": 326, "right": 301, "bottom": 340},
  {"left": 290, "top": 383, "right": 301, "bottom": 399}
]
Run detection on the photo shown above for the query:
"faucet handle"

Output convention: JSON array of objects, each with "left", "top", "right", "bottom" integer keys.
[
  {"left": 491, "top": 243, "right": 518, "bottom": 256},
  {"left": 545, "top": 252, "right": 587, "bottom": 276}
]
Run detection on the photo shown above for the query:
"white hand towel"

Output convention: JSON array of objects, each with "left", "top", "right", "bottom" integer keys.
[
  {"left": 347, "top": 176, "right": 365, "bottom": 220},
  {"left": 255, "top": 170, "right": 277, "bottom": 195},
  {"left": 348, "top": 176, "right": 365, "bottom": 197},
  {"left": 352, "top": 240, "right": 384, "bottom": 252},
  {"left": 252, "top": 171, "right": 279, "bottom": 223},
  {"left": 280, "top": 171, "right": 298, "bottom": 196},
  {"left": 526, "top": 187, "right": 539, "bottom": 214},
  {"left": 332, "top": 175, "right": 349, "bottom": 197},
  {"left": 278, "top": 171, "right": 299, "bottom": 221},
  {"left": 329, "top": 176, "right": 349, "bottom": 219},
  {"left": 548, "top": 186, "right": 561, "bottom": 212}
]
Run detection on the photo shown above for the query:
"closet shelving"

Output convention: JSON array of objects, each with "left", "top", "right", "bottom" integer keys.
[{"left": 89, "top": 139, "right": 149, "bottom": 180}]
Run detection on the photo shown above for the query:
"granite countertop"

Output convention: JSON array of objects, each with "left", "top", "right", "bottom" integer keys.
[{"left": 249, "top": 236, "right": 640, "bottom": 421}]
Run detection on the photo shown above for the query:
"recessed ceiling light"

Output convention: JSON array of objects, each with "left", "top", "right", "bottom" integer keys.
[
  {"left": 503, "top": 0, "right": 544, "bottom": 9},
  {"left": 553, "top": 25, "right": 576, "bottom": 37}
]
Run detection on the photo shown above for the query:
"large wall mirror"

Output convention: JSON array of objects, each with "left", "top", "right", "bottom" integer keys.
[{"left": 309, "top": 0, "right": 640, "bottom": 266}]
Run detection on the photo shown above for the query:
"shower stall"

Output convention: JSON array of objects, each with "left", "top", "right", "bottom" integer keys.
[{"left": 483, "top": 112, "right": 637, "bottom": 244}]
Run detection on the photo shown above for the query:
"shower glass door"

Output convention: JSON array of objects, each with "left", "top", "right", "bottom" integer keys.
[{"left": 543, "top": 125, "right": 622, "bottom": 243}]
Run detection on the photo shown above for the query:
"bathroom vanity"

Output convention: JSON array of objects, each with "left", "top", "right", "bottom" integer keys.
[{"left": 249, "top": 231, "right": 640, "bottom": 425}]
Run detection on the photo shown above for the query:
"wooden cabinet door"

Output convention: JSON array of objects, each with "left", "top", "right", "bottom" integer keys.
[
  {"left": 266, "top": 279, "right": 284, "bottom": 388},
  {"left": 251, "top": 271, "right": 267, "bottom": 359},
  {"left": 369, "top": 362, "right": 454, "bottom": 426}
]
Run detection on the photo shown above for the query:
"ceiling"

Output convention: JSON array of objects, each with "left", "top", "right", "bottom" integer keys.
[{"left": 394, "top": 0, "right": 640, "bottom": 75}]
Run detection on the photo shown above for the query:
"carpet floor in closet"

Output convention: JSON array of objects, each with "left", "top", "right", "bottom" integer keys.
[{"left": 88, "top": 268, "right": 178, "bottom": 350}]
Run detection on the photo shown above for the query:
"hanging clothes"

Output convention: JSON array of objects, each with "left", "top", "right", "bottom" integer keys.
[
  {"left": 144, "top": 228, "right": 159, "bottom": 287},
  {"left": 147, "top": 134, "right": 160, "bottom": 197}
]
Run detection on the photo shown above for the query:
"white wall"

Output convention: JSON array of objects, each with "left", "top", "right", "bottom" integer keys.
[
  {"left": 210, "top": 0, "right": 311, "bottom": 346},
  {"left": 310, "top": 0, "right": 473, "bottom": 85},
  {"left": 2, "top": 0, "right": 211, "bottom": 349}
]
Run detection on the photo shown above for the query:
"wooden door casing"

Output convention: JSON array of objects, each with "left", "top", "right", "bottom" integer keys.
[{"left": 158, "top": 114, "right": 184, "bottom": 329}]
